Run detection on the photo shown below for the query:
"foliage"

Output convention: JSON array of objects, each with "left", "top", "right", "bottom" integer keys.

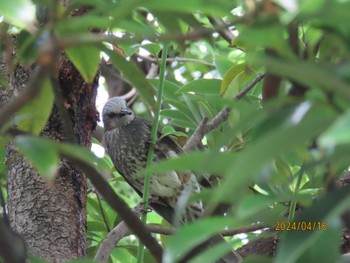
[{"left": 1, "top": 0, "right": 350, "bottom": 262}]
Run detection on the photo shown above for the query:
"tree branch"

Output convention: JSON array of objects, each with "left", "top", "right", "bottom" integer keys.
[
  {"left": 147, "top": 223, "right": 268, "bottom": 237},
  {"left": 64, "top": 157, "right": 163, "bottom": 262},
  {"left": 208, "top": 16, "right": 235, "bottom": 44},
  {"left": 183, "top": 73, "right": 265, "bottom": 152},
  {"left": 95, "top": 205, "right": 143, "bottom": 263},
  {"left": 94, "top": 221, "right": 130, "bottom": 262}
]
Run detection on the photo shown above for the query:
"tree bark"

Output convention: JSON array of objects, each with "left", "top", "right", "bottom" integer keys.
[{"left": 2, "top": 52, "right": 98, "bottom": 261}]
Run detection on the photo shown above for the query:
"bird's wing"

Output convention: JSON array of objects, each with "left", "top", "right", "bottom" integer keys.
[
  {"left": 142, "top": 118, "right": 215, "bottom": 187},
  {"left": 142, "top": 119, "right": 196, "bottom": 184}
]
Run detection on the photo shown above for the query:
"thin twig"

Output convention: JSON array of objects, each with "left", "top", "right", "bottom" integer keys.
[
  {"left": 135, "top": 53, "right": 215, "bottom": 67},
  {"left": 208, "top": 16, "right": 236, "bottom": 44},
  {"left": 96, "top": 192, "right": 111, "bottom": 233},
  {"left": 137, "top": 42, "right": 169, "bottom": 263},
  {"left": 183, "top": 73, "right": 265, "bottom": 152},
  {"left": 235, "top": 73, "right": 265, "bottom": 99}
]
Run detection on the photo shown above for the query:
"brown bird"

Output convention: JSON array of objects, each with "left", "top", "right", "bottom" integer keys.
[{"left": 102, "top": 97, "right": 241, "bottom": 262}]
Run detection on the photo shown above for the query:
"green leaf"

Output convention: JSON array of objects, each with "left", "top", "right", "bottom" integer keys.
[
  {"left": 190, "top": 239, "right": 240, "bottom": 263},
  {"left": 299, "top": 0, "right": 327, "bottom": 15},
  {"left": 215, "top": 55, "right": 234, "bottom": 77},
  {"left": 65, "top": 45, "right": 100, "bottom": 83},
  {"left": 103, "top": 47, "right": 156, "bottom": 110},
  {"left": 182, "top": 94, "right": 202, "bottom": 123},
  {"left": 27, "top": 255, "right": 49, "bottom": 263},
  {"left": 154, "top": 11, "right": 184, "bottom": 35},
  {"left": 14, "top": 136, "right": 59, "bottom": 179},
  {"left": 296, "top": 218, "right": 341, "bottom": 263},
  {"left": 14, "top": 135, "right": 108, "bottom": 179},
  {"left": 236, "top": 24, "right": 290, "bottom": 56},
  {"left": 160, "top": 126, "right": 187, "bottom": 141},
  {"left": 58, "top": 143, "right": 109, "bottom": 172},
  {"left": 242, "top": 255, "right": 273, "bottom": 263},
  {"left": 16, "top": 29, "right": 40, "bottom": 64},
  {"left": 177, "top": 79, "right": 221, "bottom": 95},
  {"left": 160, "top": 109, "right": 196, "bottom": 127},
  {"left": 87, "top": 220, "right": 106, "bottom": 232},
  {"left": 118, "top": 245, "right": 157, "bottom": 263},
  {"left": 220, "top": 63, "right": 246, "bottom": 96},
  {"left": 197, "top": 100, "right": 214, "bottom": 119},
  {"left": 161, "top": 125, "right": 176, "bottom": 136},
  {"left": 16, "top": 78, "right": 54, "bottom": 135},
  {"left": 275, "top": 185, "right": 349, "bottom": 263},
  {"left": 236, "top": 195, "right": 276, "bottom": 220},
  {"left": 141, "top": 43, "right": 161, "bottom": 57},
  {"left": 250, "top": 54, "right": 350, "bottom": 101},
  {"left": 144, "top": 0, "right": 234, "bottom": 16},
  {"left": 149, "top": 79, "right": 181, "bottom": 101},
  {"left": 164, "top": 98, "right": 194, "bottom": 119},
  {"left": 164, "top": 217, "right": 235, "bottom": 262},
  {"left": 275, "top": 157, "right": 293, "bottom": 179},
  {"left": 57, "top": 15, "right": 112, "bottom": 33},
  {"left": 318, "top": 109, "right": 350, "bottom": 148},
  {"left": 223, "top": 67, "right": 256, "bottom": 99},
  {"left": 171, "top": 119, "right": 197, "bottom": 130},
  {"left": 87, "top": 195, "right": 103, "bottom": 215},
  {"left": 0, "top": 0, "right": 36, "bottom": 28},
  {"left": 142, "top": 151, "right": 238, "bottom": 177},
  {"left": 110, "top": 247, "right": 136, "bottom": 263},
  {"left": 207, "top": 103, "right": 336, "bottom": 210},
  {"left": 116, "top": 19, "right": 156, "bottom": 36}
]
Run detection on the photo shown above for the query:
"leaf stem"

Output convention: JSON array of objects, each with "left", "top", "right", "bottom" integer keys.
[
  {"left": 137, "top": 42, "right": 169, "bottom": 263},
  {"left": 288, "top": 161, "right": 305, "bottom": 221}
]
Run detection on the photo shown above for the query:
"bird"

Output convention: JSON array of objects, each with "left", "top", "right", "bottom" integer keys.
[
  {"left": 102, "top": 97, "right": 242, "bottom": 262},
  {"left": 102, "top": 97, "right": 203, "bottom": 223}
]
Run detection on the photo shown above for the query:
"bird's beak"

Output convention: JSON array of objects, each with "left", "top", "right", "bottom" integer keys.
[{"left": 120, "top": 108, "right": 133, "bottom": 116}]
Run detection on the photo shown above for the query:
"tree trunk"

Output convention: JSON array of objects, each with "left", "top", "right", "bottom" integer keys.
[{"left": 3, "top": 54, "right": 98, "bottom": 261}]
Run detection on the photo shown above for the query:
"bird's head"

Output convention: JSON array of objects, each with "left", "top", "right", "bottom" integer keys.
[{"left": 102, "top": 97, "right": 135, "bottom": 130}]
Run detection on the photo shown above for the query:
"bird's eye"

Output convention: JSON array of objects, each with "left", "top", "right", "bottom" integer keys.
[{"left": 107, "top": 112, "right": 119, "bottom": 118}]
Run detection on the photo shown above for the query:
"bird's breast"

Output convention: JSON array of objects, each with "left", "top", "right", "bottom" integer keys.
[{"left": 105, "top": 123, "right": 149, "bottom": 178}]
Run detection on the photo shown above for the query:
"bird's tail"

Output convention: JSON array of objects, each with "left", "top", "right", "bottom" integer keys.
[{"left": 172, "top": 184, "right": 204, "bottom": 225}]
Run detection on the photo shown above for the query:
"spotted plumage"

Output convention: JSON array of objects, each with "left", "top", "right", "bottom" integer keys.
[{"left": 103, "top": 97, "right": 203, "bottom": 223}]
